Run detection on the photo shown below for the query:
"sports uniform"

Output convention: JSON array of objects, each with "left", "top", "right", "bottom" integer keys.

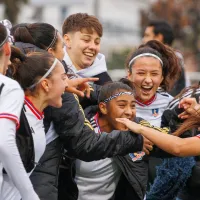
[
  {"left": 0, "top": 74, "right": 39, "bottom": 200},
  {"left": 136, "top": 90, "right": 173, "bottom": 127}
]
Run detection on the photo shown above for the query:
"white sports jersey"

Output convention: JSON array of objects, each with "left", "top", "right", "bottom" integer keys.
[
  {"left": 136, "top": 90, "right": 173, "bottom": 127},
  {"left": 0, "top": 74, "right": 24, "bottom": 128},
  {"left": 75, "top": 114, "right": 121, "bottom": 200},
  {"left": 1, "top": 96, "right": 45, "bottom": 200}
]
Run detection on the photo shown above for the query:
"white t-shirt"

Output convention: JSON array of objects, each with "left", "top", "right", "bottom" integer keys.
[
  {"left": 136, "top": 90, "right": 173, "bottom": 127},
  {"left": 75, "top": 114, "right": 121, "bottom": 200}
]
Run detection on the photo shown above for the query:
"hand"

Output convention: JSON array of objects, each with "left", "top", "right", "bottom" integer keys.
[
  {"left": 178, "top": 97, "right": 200, "bottom": 119},
  {"left": 65, "top": 77, "right": 99, "bottom": 98},
  {"left": 142, "top": 136, "right": 154, "bottom": 155},
  {"left": 116, "top": 118, "right": 142, "bottom": 134}
]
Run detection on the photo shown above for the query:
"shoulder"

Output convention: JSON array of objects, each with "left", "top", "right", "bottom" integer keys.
[
  {"left": 0, "top": 74, "right": 22, "bottom": 93},
  {"left": 156, "top": 89, "right": 173, "bottom": 101}
]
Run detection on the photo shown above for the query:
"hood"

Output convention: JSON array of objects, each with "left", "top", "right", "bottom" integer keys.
[{"left": 63, "top": 48, "right": 108, "bottom": 77}]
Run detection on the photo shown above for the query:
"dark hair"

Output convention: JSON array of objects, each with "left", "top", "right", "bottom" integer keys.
[
  {"left": 148, "top": 20, "right": 174, "bottom": 45},
  {"left": 126, "top": 40, "right": 181, "bottom": 92},
  {"left": 10, "top": 46, "right": 56, "bottom": 92},
  {"left": 10, "top": 23, "right": 30, "bottom": 37},
  {"left": 173, "top": 116, "right": 200, "bottom": 137},
  {"left": 62, "top": 13, "right": 103, "bottom": 37},
  {"left": 13, "top": 23, "right": 58, "bottom": 51},
  {"left": 0, "top": 23, "right": 9, "bottom": 56},
  {"left": 98, "top": 82, "right": 134, "bottom": 104}
]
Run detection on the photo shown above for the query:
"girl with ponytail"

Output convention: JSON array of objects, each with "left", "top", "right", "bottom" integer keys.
[
  {"left": 0, "top": 23, "right": 39, "bottom": 200},
  {"left": 1, "top": 46, "right": 67, "bottom": 200}
]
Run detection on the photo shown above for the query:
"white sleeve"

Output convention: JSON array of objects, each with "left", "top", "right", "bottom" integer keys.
[
  {"left": 0, "top": 88, "right": 39, "bottom": 200},
  {"left": 0, "top": 86, "right": 24, "bottom": 128},
  {"left": 0, "top": 119, "right": 39, "bottom": 200}
]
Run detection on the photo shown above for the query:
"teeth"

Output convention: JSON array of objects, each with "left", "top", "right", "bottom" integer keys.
[
  {"left": 142, "top": 86, "right": 152, "bottom": 89},
  {"left": 84, "top": 53, "right": 94, "bottom": 57}
]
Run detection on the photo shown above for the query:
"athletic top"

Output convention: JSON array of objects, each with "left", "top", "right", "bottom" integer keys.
[
  {"left": 75, "top": 113, "right": 121, "bottom": 200},
  {"left": 136, "top": 90, "right": 173, "bottom": 127},
  {"left": 0, "top": 74, "right": 39, "bottom": 200}
]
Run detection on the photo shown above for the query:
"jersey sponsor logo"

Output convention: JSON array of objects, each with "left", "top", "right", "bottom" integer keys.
[
  {"left": 129, "top": 151, "right": 145, "bottom": 162},
  {"left": 152, "top": 108, "right": 159, "bottom": 117}
]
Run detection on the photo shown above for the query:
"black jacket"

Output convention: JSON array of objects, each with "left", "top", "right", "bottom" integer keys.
[{"left": 30, "top": 92, "right": 143, "bottom": 200}]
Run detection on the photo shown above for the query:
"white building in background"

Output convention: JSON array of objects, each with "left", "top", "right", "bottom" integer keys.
[{"left": 17, "top": 0, "right": 150, "bottom": 54}]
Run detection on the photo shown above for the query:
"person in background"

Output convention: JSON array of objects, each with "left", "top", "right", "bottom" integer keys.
[
  {"left": 62, "top": 13, "right": 112, "bottom": 85},
  {"left": 142, "top": 20, "right": 189, "bottom": 96}
]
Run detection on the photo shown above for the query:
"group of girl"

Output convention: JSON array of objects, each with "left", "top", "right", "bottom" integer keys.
[{"left": 0, "top": 18, "right": 200, "bottom": 200}]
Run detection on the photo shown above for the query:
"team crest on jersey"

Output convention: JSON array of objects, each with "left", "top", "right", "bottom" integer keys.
[
  {"left": 129, "top": 151, "right": 145, "bottom": 162},
  {"left": 152, "top": 108, "right": 159, "bottom": 117}
]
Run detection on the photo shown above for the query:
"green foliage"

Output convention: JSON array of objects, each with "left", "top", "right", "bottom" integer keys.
[{"left": 107, "top": 48, "right": 133, "bottom": 70}]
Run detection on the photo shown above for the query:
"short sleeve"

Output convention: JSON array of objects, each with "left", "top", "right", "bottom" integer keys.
[{"left": 0, "top": 84, "right": 24, "bottom": 129}]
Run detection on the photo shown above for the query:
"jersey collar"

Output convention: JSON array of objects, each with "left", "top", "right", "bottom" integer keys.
[
  {"left": 25, "top": 96, "right": 44, "bottom": 120},
  {"left": 135, "top": 94, "right": 157, "bottom": 107}
]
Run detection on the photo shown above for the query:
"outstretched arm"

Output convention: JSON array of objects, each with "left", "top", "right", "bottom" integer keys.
[{"left": 116, "top": 118, "right": 200, "bottom": 157}]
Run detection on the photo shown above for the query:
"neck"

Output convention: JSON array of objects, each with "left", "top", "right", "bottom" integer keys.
[
  {"left": 98, "top": 115, "right": 113, "bottom": 133},
  {"left": 25, "top": 95, "right": 48, "bottom": 112},
  {"left": 66, "top": 48, "right": 82, "bottom": 71}
]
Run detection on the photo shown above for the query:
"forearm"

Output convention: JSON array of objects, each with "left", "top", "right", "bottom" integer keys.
[
  {"left": 0, "top": 120, "right": 39, "bottom": 200},
  {"left": 139, "top": 125, "right": 187, "bottom": 156}
]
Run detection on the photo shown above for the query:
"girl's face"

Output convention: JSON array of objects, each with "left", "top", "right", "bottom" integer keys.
[
  {"left": 128, "top": 56, "right": 163, "bottom": 102},
  {"left": 45, "top": 61, "right": 68, "bottom": 108},
  {"left": 101, "top": 91, "right": 136, "bottom": 131}
]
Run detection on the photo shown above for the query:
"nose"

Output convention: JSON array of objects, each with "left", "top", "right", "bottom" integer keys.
[
  {"left": 124, "top": 106, "right": 133, "bottom": 118},
  {"left": 88, "top": 41, "right": 98, "bottom": 51},
  {"left": 144, "top": 74, "right": 152, "bottom": 84}
]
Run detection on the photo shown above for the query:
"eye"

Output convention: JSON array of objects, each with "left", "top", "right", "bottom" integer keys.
[
  {"left": 82, "top": 39, "right": 90, "bottom": 43},
  {"left": 151, "top": 73, "right": 159, "bottom": 76},
  {"left": 95, "top": 41, "right": 100, "bottom": 45},
  {"left": 131, "top": 105, "right": 136, "bottom": 109},
  {"left": 118, "top": 104, "right": 125, "bottom": 108},
  {"left": 137, "top": 72, "right": 145, "bottom": 75}
]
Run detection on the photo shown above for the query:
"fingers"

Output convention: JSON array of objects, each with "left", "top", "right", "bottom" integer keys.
[
  {"left": 86, "top": 87, "right": 91, "bottom": 98},
  {"left": 178, "top": 111, "right": 190, "bottom": 119},
  {"left": 65, "top": 87, "right": 85, "bottom": 97},
  {"left": 179, "top": 97, "right": 197, "bottom": 108},
  {"left": 143, "top": 148, "right": 150, "bottom": 155},
  {"left": 115, "top": 118, "right": 129, "bottom": 124}
]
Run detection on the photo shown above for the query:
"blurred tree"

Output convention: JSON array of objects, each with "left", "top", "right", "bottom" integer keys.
[
  {"left": 0, "top": 0, "right": 29, "bottom": 24},
  {"left": 140, "top": 0, "right": 200, "bottom": 70},
  {"left": 107, "top": 48, "right": 133, "bottom": 70}
]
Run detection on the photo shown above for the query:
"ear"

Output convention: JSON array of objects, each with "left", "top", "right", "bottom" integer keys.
[
  {"left": 41, "top": 79, "right": 50, "bottom": 93},
  {"left": 127, "top": 70, "right": 132, "bottom": 80},
  {"left": 3, "top": 42, "right": 11, "bottom": 56},
  {"left": 63, "top": 34, "right": 72, "bottom": 49},
  {"left": 99, "top": 102, "right": 108, "bottom": 115},
  {"left": 47, "top": 48, "right": 54, "bottom": 56}
]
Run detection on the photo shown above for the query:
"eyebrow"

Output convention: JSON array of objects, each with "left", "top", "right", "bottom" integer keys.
[
  {"left": 81, "top": 34, "right": 101, "bottom": 40},
  {"left": 116, "top": 100, "right": 136, "bottom": 103}
]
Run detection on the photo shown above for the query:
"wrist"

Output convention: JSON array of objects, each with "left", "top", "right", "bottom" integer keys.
[{"left": 138, "top": 124, "right": 144, "bottom": 134}]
